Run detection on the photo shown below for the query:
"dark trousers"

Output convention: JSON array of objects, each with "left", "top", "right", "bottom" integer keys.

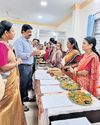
[{"left": 18, "top": 64, "right": 32, "bottom": 102}]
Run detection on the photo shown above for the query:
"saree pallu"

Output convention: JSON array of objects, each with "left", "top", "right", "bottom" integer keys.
[
  {"left": 62, "top": 49, "right": 80, "bottom": 66},
  {"left": 76, "top": 52, "right": 99, "bottom": 97},
  {"left": 0, "top": 68, "right": 26, "bottom": 125},
  {"left": 62, "top": 49, "right": 80, "bottom": 79}
]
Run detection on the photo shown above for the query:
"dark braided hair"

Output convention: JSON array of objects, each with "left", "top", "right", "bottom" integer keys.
[
  {"left": 84, "top": 36, "right": 100, "bottom": 60},
  {"left": 68, "top": 37, "right": 80, "bottom": 53},
  {"left": 0, "top": 20, "right": 13, "bottom": 38}
]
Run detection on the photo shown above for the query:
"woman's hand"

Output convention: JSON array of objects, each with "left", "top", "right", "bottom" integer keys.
[
  {"left": 73, "top": 67, "right": 78, "bottom": 75},
  {"left": 64, "top": 66, "right": 74, "bottom": 73},
  {"left": 68, "top": 66, "right": 74, "bottom": 73},
  {"left": 63, "top": 66, "right": 71, "bottom": 70}
]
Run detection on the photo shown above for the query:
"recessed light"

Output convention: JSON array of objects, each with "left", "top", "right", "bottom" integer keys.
[
  {"left": 95, "top": 0, "right": 99, "bottom": 3},
  {"left": 52, "top": 32, "right": 57, "bottom": 36},
  {"left": 40, "top": 1, "right": 47, "bottom": 7},
  {"left": 38, "top": 15, "right": 43, "bottom": 19}
]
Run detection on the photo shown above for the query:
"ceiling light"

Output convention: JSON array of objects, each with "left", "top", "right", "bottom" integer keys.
[
  {"left": 38, "top": 15, "right": 43, "bottom": 19},
  {"left": 95, "top": 0, "right": 99, "bottom": 3},
  {"left": 52, "top": 32, "right": 57, "bottom": 36},
  {"left": 40, "top": 1, "right": 47, "bottom": 7}
]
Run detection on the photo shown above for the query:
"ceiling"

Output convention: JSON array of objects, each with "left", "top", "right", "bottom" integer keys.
[{"left": 0, "top": 0, "right": 85, "bottom": 26}]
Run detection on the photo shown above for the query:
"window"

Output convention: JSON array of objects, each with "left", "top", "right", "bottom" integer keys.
[{"left": 93, "top": 18, "right": 100, "bottom": 54}]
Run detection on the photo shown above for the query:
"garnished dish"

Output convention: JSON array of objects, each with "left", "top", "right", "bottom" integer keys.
[
  {"left": 47, "top": 68, "right": 65, "bottom": 77},
  {"left": 56, "top": 76, "right": 71, "bottom": 81},
  {"left": 47, "top": 68, "right": 61, "bottom": 72},
  {"left": 60, "top": 80, "right": 80, "bottom": 91},
  {"left": 68, "top": 90, "right": 92, "bottom": 105}
]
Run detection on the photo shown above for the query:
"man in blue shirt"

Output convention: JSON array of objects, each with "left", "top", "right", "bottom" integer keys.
[{"left": 14, "top": 24, "right": 39, "bottom": 111}]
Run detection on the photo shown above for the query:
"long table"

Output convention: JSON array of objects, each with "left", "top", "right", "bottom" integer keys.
[{"left": 34, "top": 68, "right": 100, "bottom": 125}]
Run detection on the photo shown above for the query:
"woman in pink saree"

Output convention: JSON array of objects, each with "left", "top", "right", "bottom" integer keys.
[
  {"left": 69, "top": 37, "right": 100, "bottom": 97},
  {"left": 51, "top": 42, "right": 63, "bottom": 68}
]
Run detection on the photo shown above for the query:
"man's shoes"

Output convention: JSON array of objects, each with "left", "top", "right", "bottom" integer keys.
[
  {"left": 23, "top": 97, "right": 36, "bottom": 102},
  {"left": 23, "top": 105, "right": 29, "bottom": 112}
]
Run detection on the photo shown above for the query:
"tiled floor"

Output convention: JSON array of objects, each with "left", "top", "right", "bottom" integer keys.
[
  {"left": 24, "top": 89, "right": 38, "bottom": 125},
  {"left": 25, "top": 101, "right": 38, "bottom": 125}
]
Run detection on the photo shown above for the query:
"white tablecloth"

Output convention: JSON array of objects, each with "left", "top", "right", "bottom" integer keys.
[
  {"left": 48, "top": 95, "right": 100, "bottom": 116},
  {"left": 40, "top": 93, "right": 100, "bottom": 125},
  {"left": 35, "top": 69, "right": 100, "bottom": 125},
  {"left": 35, "top": 70, "right": 55, "bottom": 80},
  {"left": 40, "top": 79, "right": 60, "bottom": 86},
  {"left": 51, "top": 117, "right": 92, "bottom": 125},
  {"left": 40, "top": 85, "right": 65, "bottom": 94},
  {"left": 41, "top": 93, "right": 73, "bottom": 109}
]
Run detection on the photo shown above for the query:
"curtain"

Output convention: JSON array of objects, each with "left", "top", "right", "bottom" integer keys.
[{"left": 87, "top": 15, "right": 95, "bottom": 36}]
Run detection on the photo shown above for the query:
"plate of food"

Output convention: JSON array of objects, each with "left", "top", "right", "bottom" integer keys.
[
  {"left": 56, "top": 76, "right": 72, "bottom": 81},
  {"left": 47, "top": 68, "right": 63, "bottom": 76},
  {"left": 47, "top": 67, "right": 61, "bottom": 72},
  {"left": 68, "top": 90, "right": 92, "bottom": 105},
  {"left": 49, "top": 71, "right": 65, "bottom": 77},
  {"left": 60, "top": 80, "right": 80, "bottom": 91}
]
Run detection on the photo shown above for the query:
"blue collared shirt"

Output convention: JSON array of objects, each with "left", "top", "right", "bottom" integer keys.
[{"left": 14, "top": 36, "right": 33, "bottom": 65}]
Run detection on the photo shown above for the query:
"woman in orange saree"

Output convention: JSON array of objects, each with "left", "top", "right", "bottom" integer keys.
[
  {"left": 69, "top": 37, "right": 100, "bottom": 97},
  {"left": 0, "top": 20, "right": 26, "bottom": 125},
  {"left": 62, "top": 38, "right": 81, "bottom": 78}
]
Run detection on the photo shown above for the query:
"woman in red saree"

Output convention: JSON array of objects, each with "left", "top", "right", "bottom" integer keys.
[
  {"left": 0, "top": 20, "right": 26, "bottom": 125},
  {"left": 69, "top": 37, "right": 100, "bottom": 97}
]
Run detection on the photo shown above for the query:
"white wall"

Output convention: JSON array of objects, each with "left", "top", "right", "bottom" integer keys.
[
  {"left": 57, "top": 0, "right": 100, "bottom": 52},
  {"left": 57, "top": 17, "right": 72, "bottom": 51},
  {"left": 57, "top": 17, "right": 72, "bottom": 35},
  {"left": 78, "top": 0, "right": 100, "bottom": 52},
  {"left": 0, "top": 19, "right": 58, "bottom": 46}
]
